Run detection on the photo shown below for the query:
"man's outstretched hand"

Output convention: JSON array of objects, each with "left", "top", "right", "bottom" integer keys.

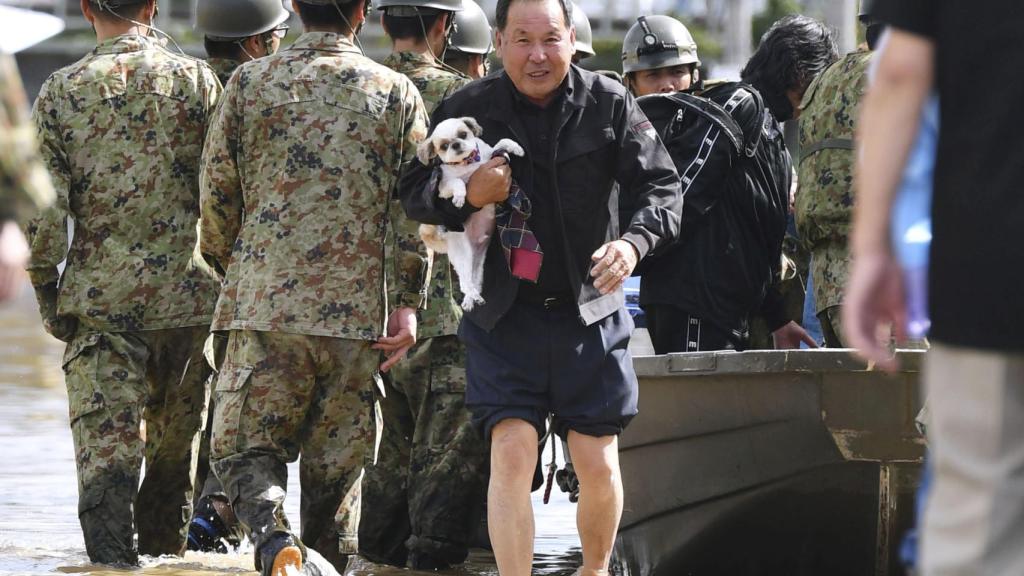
[
  {"left": 374, "top": 307, "right": 418, "bottom": 372},
  {"left": 843, "top": 251, "right": 907, "bottom": 371},
  {"left": 591, "top": 240, "right": 639, "bottom": 295}
]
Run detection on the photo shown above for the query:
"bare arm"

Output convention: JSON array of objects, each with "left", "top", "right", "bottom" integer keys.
[{"left": 844, "top": 29, "right": 935, "bottom": 367}]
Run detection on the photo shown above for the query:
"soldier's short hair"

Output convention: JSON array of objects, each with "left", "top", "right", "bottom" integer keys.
[
  {"left": 382, "top": 11, "right": 445, "bottom": 42},
  {"left": 495, "top": 0, "right": 572, "bottom": 32},
  {"left": 293, "top": 0, "right": 363, "bottom": 31},
  {"left": 204, "top": 37, "right": 245, "bottom": 60},
  {"left": 88, "top": 0, "right": 150, "bottom": 21}
]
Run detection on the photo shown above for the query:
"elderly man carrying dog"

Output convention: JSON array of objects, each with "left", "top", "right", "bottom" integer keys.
[{"left": 401, "top": 1, "right": 682, "bottom": 574}]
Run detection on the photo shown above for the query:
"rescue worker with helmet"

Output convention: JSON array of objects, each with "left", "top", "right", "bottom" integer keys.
[
  {"left": 359, "top": 0, "right": 489, "bottom": 570},
  {"left": 186, "top": 0, "right": 294, "bottom": 556},
  {"left": 621, "top": 14, "right": 700, "bottom": 96},
  {"left": 631, "top": 15, "right": 834, "bottom": 353},
  {"left": 442, "top": 0, "right": 492, "bottom": 79},
  {"left": 196, "top": 0, "right": 291, "bottom": 86},
  {"left": 26, "top": 0, "right": 222, "bottom": 564}
]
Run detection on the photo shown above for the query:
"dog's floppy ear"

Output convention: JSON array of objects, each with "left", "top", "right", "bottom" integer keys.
[
  {"left": 416, "top": 138, "right": 437, "bottom": 165},
  {"left": 460, "top": 117, "right": 484, "bottom": 137}
]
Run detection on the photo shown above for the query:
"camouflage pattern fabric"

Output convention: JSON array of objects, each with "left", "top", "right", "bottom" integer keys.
[
  {"left": 358, "top": 51, "right": 485, "bottom": 569},
  {"left": 0, "top": 52, "right": 54, "bottom": 224},
  {"left": 209, "top": 330, "right": 381, "bottom": 572},
  {"left": 359, "top": 335, "right": 487, "bottom": 568},
  {"left": 26, "top": 34, "right": 222, "bottom": 338},
  {"left": 796, "top": 49, "right": 872, "bottom": 315},
  {"left": 62, "top": 326, "right": 210, "bottom": 564},
  {"left": 200, "top": 32, "right": 430, "bottom": 339},
  {"left": 380, "top": 50, "right": 468, "bottom": 340},
  {"left": 205, "top": 57, "right": 240, "bottom": 88}
]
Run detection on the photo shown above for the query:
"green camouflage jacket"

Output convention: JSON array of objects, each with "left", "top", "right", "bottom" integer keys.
[
  {"left": 27, "top": 34, "right": 222, "bottom": 334},
  {"left": 796, "top": 49, "right": 872, "bottom": 312},
  {"left": 206, "top": 57, "right": 240, "bottom": 88},
  {"left": 1, "top": 52, "right": 55, "bottom": 224},
  {"left": 200, "top": 33, "right": 431, "bottom": 340},
  {"left": 382, "top": 50, "right": 469, "bottom": 339}
]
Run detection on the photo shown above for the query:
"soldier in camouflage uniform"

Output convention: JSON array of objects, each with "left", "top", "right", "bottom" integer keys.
[
  {"left": 24, "top": 0, "right": 221, "bottom": 565},
  {"left": 196, "top": 0, "right": 291, "bottom": 86},
  {"left": 187, "top": 0, "right": 291, "bottom": 555},
  {"left": 199, "top": 0, "right": 430, "bottom": 573},
  {"left": 795, "top": 6, "right": 880, "bottom": 348},
  {"left": 1, "top": 51, "right": 54, "bottom": 301},
  {"left": 357, "top": 0, "right": 487, "bottom": 570},
  {"left": 442, "top": 0, "right": 492, "bottom": 80}
]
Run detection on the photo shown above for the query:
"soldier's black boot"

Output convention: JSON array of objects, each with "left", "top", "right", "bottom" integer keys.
[
  {"left": 187, "top": 495, "right": 243, "bottom": 553},
  {"left": 258, "top": 533, "right": 303, "bottom": 576}
]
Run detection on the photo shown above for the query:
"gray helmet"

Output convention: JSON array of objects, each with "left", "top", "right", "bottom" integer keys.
[
  {"left": 858, "top": 0, "right": 876, "bottom": 21},
  {"left": 448, "top": 0, "right": 492, "bottom": 55},
  {"left": 196, "top": 0, "right": 289, "bottom": 39},
  {"left": 621, "top": 15, "right": 700, "bottom": 74},
  {"left": 572, "top": 2, "right": 594, "bottom": 59},
  {"left": 376, "top": 0, "right": 463, "bottom": 14}
]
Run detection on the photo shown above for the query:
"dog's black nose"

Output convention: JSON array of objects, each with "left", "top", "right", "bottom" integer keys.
[{"left": 452, "top": 142, "right": 462, "bottom": 152}]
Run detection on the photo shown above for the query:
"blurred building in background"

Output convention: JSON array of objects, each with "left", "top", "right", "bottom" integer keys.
[{"left": 6, "top": 0, "right": 860, "bottom": 102}]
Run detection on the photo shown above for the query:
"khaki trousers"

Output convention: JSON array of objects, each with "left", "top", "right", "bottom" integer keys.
[{"left": 922, "top": 343, "right": 1024, "bottom": 576}]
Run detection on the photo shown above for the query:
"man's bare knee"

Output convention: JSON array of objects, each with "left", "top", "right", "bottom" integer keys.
[
  {"left": 490, "top": 419, "right": 539, "bottom": 483},
  {"left": 567, "top": 431, "right": 620, "bottom": 486}
]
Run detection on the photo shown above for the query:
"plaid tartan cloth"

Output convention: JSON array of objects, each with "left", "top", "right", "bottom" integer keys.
[{"left": 495, "top": 180, "right": 543, "bottom": 282}]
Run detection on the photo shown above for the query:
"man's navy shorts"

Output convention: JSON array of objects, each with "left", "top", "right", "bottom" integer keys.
[{"left": 460, "top": 298, "right": 639, "bottom": 441}]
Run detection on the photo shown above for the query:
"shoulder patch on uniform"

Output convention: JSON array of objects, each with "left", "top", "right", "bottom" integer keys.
[{"left": 632, "top": 120, "right": 657, "bottom": 139}]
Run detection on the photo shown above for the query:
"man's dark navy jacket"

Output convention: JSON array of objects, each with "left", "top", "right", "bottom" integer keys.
[{"left": 400, "top": 66, "right": 683, "bottom": 331}]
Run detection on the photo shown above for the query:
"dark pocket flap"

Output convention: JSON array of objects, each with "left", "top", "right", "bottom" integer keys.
[{"left": 62, "top": 333, "right": 101, "bottom": 373}]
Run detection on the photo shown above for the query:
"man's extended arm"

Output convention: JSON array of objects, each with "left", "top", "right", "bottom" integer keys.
[
  {"left": 614, "top": 94, "right": 683, "bottom": 261},
  {"left": 199, "top": 71, "right": 244, "bottom": 279},
  {"left": 377, "top": 78, "right": 432, "bottom": 372},
  {"left": 25, "top": 75, "right": 75, "bottom": 339},
  {"left": 844, "top": 29, "right": 935, "bottom": 366}
]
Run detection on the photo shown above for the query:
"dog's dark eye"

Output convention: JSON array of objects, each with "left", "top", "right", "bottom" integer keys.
[
  {"left": 441, "top": 143, "right": 449, "bottom": 150},
  {"left": 458, "top": 131, "right": 468, "bottom": 139}
]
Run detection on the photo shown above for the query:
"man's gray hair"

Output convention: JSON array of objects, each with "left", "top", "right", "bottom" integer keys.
[{"left": 495, "top": 0, "right": 572, "bottom": 32}]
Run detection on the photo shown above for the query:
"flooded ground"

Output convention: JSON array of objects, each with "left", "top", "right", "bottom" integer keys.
[{"left": 0, "top": 285, "right": 583, "bottom": 576}]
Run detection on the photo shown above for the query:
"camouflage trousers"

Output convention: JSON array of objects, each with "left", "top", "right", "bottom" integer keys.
[
  {"left": 209, "top": 330, "right": 380, "bottom": 573},
  {"left": 195, "top": 332, "right": 229, "bottom": 505},
  {"left": 62, "top": 326, "right": 210, "bottom": 565},
  {"left": 358, "top": 335, "right": 488, "bottom": 568}
]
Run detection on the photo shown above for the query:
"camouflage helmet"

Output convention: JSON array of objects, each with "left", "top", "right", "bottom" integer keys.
[
  {"left": 376, "top": 0, "right": 463, "bottom": 14},
  {"left": 572, "top": 2, "right": 594, "bottom": 59},
  {"left": 196, "top": 0, "right": 289, "bottom": 39},
  {"left": 448, "top": 0, "right": 492, "bottom": 55},
  {"left": 622, "top": 15, "right": 700, "bottom": 74}
]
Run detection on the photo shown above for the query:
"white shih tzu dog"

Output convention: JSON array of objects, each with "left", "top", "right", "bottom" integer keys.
[{"left": 417, "top": 117, "right": 525, "bottom": 311}]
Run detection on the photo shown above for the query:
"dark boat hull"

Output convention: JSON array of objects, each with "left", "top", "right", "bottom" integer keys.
[{"left": 614, "top": 350, "right": 925, "bottom": 576}]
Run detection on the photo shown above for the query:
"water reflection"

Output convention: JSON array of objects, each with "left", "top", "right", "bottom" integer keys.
[{"left": 0, "top": 283, "right": 582, "bottom": 576}]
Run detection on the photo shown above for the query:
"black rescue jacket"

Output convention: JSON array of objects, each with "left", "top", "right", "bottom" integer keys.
[
  {"left": 636, "top": 82, "right": 793, "bottom": 340},
  {"left": 400, "top": 66, "right": 683, "bottom": 331}
]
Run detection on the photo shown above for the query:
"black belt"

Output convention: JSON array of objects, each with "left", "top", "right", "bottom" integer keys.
[{"left": 517, "top": 291, "right": 574, "bottom": 309}]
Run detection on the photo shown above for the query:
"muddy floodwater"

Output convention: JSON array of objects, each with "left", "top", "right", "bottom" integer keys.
[{"left": 0, "top": 286, "right": 583, "bottom": 576}]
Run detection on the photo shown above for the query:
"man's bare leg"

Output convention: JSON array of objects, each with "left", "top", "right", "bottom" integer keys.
[
  {"left": 568, "top": 431, "right": 622, "bottom": 576},
  {"left": 489, "top": 419, "right": 538, "bottom": 576}
]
